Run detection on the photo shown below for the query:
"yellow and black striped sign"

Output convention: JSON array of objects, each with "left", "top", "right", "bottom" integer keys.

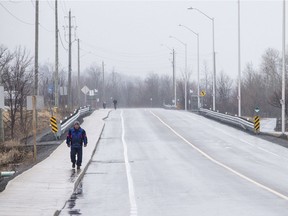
[
  {"left": 254, "top": 116, "right": 260, "bottom": 132},
  {"left": 50, "top": 116, "right": 58, "bottom": 133},
  {"left": 200, "top": 90, "right": 206, "bottom": 97}
]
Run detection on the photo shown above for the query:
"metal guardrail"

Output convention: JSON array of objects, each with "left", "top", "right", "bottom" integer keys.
[
  {"left": 199, "top": 108, "right": 254, "bottom": 132},
  {"left": 57, "top": 106, "right": 90, "bottom": 137}
]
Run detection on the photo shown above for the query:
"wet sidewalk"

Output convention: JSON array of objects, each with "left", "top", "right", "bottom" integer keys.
[{"left": 0, "top": 109, "right": 111, "bottom": 216}]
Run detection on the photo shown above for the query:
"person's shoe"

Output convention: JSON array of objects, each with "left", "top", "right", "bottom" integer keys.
[
  {"left": 72, "top": 163, "right": 75, "bottom": 168},
  {"left": 77, "top": 166, "right": 81, "bottom": 169}
]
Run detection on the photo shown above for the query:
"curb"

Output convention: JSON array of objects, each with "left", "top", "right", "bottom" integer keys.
[{"left": 54, "top": 110, "right": 112, "bottom": 216}]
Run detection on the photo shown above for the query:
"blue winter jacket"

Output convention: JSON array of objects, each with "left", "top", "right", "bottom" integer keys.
[{"left": 66, "top": 127, "right": 87, "bottom": 147}]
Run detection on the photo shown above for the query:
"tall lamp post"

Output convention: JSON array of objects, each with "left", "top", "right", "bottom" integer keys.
[
  {"left": 282, "top": 0, "right": 286, "bottom": 134},
  {"left": 188, "top": 7, "right": 216, "bottom": 111},
  {"left": 169, "top": 36, "right": 188, "bottom": 111},
  {"left": 179, "top": 24, "right": 200, "bottom": 109},
  {"left": 238, "top": 0, "right": 242, "bottom": 117}
]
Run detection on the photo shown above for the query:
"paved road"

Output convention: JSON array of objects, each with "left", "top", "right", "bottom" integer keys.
[{"left": 60, "top": 109, "right": 288, "bottom": 216}]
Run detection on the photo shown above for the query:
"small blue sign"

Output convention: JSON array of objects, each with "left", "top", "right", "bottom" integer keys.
[{"left": 48, "top": 84, "right": 54, "bottom": 94}]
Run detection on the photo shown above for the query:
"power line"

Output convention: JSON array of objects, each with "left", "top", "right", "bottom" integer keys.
[
  {"left": 39, "top": 23, "right": 53, "bottom": 32},
  {"left": 81, "top": 40, "right": 165, "bottom": 57},
  {"left": 0, "top": 2, "right": 34, "bottom": 25},
  {"left": 46, "top": 0, "right": 55, "bottom": 11},
  {"left": 8, "top": 0, "right": 23, "bottom": 4},
  {"left": 59, "top": 30, "right": 68, "bottom": 51},
  {"left": 30, "top": 0, "right": 35, "bottom": 8},
  {"left": 60, "top": 0, "right": 68, "bottom": 15}
]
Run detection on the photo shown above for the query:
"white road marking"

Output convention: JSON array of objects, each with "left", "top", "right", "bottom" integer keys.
[
  {"left": 150, "top": 110, "right": 288, "bottom": 201},
  {"left": 184, "top": 112, "right": 287, "bottom": 161},
  {"left": 212, "top": 125, "right": 283, "bottom": 158},
  {"left": 121, "top": 110, "right": 138, "bottom": 216}
]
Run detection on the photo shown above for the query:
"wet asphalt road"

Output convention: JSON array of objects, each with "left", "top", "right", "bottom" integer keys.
[{"left": 60, "top": 109, "right": 288, "bottom": 216}]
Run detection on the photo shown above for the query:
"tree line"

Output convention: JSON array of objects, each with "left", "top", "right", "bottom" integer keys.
[{"left": 0, "top": 44, "right": 287, "bottom": 140}]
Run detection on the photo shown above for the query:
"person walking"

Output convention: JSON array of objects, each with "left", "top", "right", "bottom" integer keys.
[
  {"left": 66, "top": 121, "right": 88, "bottom": 169},
  {"left": 113, "top": 99, "right": 117, "bottom": 110}
]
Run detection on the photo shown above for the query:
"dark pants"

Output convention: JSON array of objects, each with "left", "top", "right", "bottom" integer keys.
[{"left": 70, "top": 146, "right": 83, "bottom": 166}]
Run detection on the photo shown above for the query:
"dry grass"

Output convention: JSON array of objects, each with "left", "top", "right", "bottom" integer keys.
[
  {"left": 0, "top": 140, "right": 25, "bottom": 166},
  {"left": 0, "top": 109, "right": 65, "bottom": 169},
  {"left": 0, "top": 149, "right": 22, "bottom": 165}
]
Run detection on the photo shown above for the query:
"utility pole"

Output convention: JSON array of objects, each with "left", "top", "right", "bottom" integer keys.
[
  {"left": 78, "top": 38, "right": 80, "bottom": 105},
  {"left": 33, "top": 0, "right": 39, "bottom": 161},
  {"left": 172, "top": 49, "right": 176, "bottom": 107},
  {"left": 34, "top": 0, "right": 39, "bottom": 95},
  {"left": 102, "top": 61, "right": 105, "bottom": 103},
  {"left": 68, "top": 10, "right": 72, "bottom": 109},
  {"left": 55, "top": 0, "right": 59, "bottom": 107}
]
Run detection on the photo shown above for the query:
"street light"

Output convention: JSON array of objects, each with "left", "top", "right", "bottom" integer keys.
[
  {"left": 282, "top": 0, "right": 286, "bottom": 135},
  {"left": 169, "top": 35, "right": 188, "bottom": 111},
  {"left": 179, "top": 24, "right": 200, "bottom": 109},
  {"left": 188, "top": 7, "right": 216, "bottom": 111},
  {"left": 161, "top": 44, "right": 177, "bottom": 107},
  {"left": 237, "top": 0, "right": 242, "bottom": 117}
]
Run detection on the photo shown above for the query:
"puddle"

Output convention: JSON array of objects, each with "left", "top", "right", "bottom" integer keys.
[{"left": 66, "top": 182, "right": 83, "bottom": 215}]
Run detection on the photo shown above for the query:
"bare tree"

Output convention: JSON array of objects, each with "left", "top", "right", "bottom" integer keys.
[
  {"left": 241, "top": 63, "right": 266, "bottom": 116},
  {"left": 144, "top": 73, "right": 160, "bottom": 107},
  {"left": 216, "top": 71, "right": 233, "bottom": 113},
  {"left": 1, "top": 47, "right": 32, "bottom": 139},
  {"left": 159, "top": 75, "right": 172, "bottom": 105},
  {"left": 0, "top": 46, "right": 13, "bottom": 74}
]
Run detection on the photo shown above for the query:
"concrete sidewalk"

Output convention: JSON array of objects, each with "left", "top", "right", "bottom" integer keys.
[{"left": 0, "top": 109, "right": 111, "bottom": 216}]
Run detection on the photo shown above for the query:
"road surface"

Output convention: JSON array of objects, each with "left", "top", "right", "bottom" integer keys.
[{"left": 60, "top": 108, "right": 288, "bottom": 216}]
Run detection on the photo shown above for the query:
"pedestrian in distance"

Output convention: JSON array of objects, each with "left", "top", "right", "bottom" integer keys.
[
  {"left": 113, "top": 99, "right": 117, "bottom": 110},
  {"left": 66, "top": 121, "right": 88, "bottom": 169}
]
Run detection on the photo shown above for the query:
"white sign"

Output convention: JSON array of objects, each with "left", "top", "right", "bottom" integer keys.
[
  {"left": 81, "top": 86, "right": 89, "bottom": 95},
  {"left": 89, "top": 90, "right": 94, "bottom": 96},
  {"left": 0, "top": 86, "right": 4, "bottom": 109},
  {"left": 27, "top": 96, "right": 44, "bottom": 110},
  {"left": 59, "top": 87, "right": 67, "bottom": 96}
]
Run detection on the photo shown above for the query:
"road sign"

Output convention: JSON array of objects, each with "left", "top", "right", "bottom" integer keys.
[
  {"left": 50, "top": 116, "right": 58, "bottom": 133},
  {"left": 81, "top": 86, "right": 89, "bottom": 95},
  {"left": 27, "top": 96, "right": 44, "bottom": 110},
  {"left": 89, "top": 90, "right": 94, "bottom": 96},
  {"left": 59, "top": 86, "right": 67, "bottom": 96},
  {"left": 48, "top": 84, "right": 53, "bottom": 94},
  {"left": 254, "top": 115, "right": 260, "bottom": 133},
  {"left": 0, "top": 86, "right": 4, "bottom": 109},
  {"left": 255, "top": 107, "right": 260, "bottom": 113},
  {"left": 200, "top": 90, "right": 206, "bottom": 97}
]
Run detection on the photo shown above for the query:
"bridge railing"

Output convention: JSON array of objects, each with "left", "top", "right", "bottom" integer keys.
[
  {"left": 199, "top": 108, "right": 254, "bottom": 132},
  {"left": 57, "top": 106, "right": 91, "bottom": 137}
]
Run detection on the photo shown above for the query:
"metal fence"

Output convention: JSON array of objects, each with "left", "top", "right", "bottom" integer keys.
[{"left": 56, "top": 106, "right": 91, "bottom": 137}]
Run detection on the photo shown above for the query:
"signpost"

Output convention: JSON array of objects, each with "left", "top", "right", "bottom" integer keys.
[
  {"left": 81, "top": 86, "right": 89, "bottom": 105},
  {"left": 254, "top": 107, "right": 260, "bottom": 134}
]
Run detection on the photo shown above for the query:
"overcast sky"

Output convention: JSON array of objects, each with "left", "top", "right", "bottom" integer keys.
[{"left": 0, "top": 0, "right": 286, "bottom": 82}]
